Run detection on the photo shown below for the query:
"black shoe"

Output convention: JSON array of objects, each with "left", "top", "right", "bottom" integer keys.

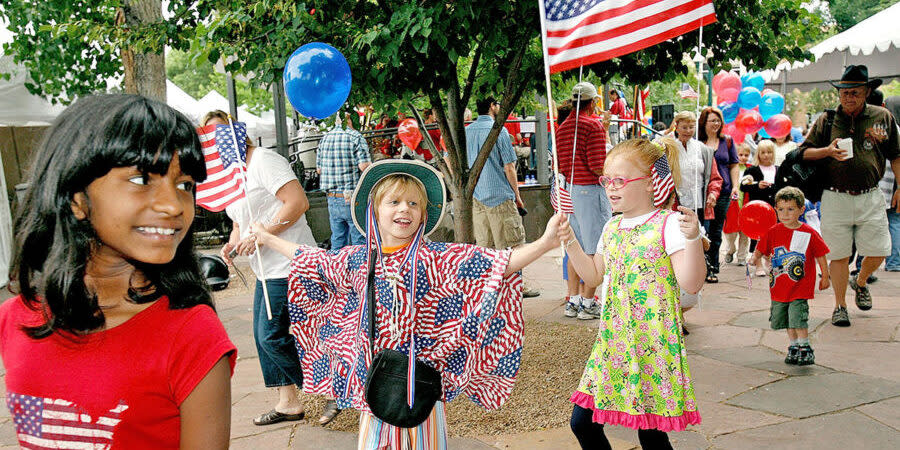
[
  {"left": 849, "top": 277, "right": 873, "bottom": 311},
  {"left": 867, "top": 274, "right": 878, "bottom": 284},
  {"left": 682, "top": 325, "right": 690, "bottom": 336},
  {"left": 796, "top": 346, "right": 815, "bottom": 365},
  {"left": 831, "top": 307, "right": 851, "bottom": 327},
  {"left": 784, "top": 345, "right": 800, "bottom": 365}
]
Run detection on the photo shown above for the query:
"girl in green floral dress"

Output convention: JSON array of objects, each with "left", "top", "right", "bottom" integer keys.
[{"left": 557, "top": 139, "right": 707, "bottom": 449}]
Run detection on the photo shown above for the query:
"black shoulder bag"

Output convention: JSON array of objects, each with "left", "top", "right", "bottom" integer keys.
[
  {"left": 363, "top": 249, "right": 443, "bottom": 428},
  {"left": 775, "top": 109, "right": 835, "bottom": 203}
]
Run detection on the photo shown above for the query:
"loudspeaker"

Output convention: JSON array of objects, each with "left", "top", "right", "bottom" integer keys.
[{"left": 652, "top": 104, "right": 674, "bottom": 128}]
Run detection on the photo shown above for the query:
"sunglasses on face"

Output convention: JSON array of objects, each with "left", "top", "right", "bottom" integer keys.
[{"left": 598, "top": 175, "right": 649, "bottom": 189}]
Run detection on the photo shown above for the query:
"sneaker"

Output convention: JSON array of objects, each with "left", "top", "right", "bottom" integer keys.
[
  {"left": 577, "top": 303, "right": 602, "bottom": 320},
  {"left": 849, "top": 277, "right": 873, "bottom": 311},
  {"left": 564, "top": 302, "right": 580, "bottom": 318},
  {"left": 796, "top": 346, "right": 815, "bottom": 365},
  {"left": 522, "top": 285, "right": 541, "bottom": 298},
  {"left": 736, "top": 260, "right": 746, "bottom": 267},
  {"left": 867, "top": 274, "right": 878, "bottom": 284},
  {"left": 831, "top": 307, "right": 851, "bottom": 327},
  {"left": 784, "top": 345, "right": 800, "bottom": 365},
  {"left": 724, "top": 253, "right": 734, "bottom": 264}
]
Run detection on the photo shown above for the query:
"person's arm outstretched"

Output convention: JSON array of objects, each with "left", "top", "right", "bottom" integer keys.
[
  {"left": 555, "top": 215, "right": 604, "bottom": 287},
  {"left": 504, "top": 214, "right": 564, "bottom": 276},
  {"left": 249, "top": 223, "right": 306, "bottom": 258}
]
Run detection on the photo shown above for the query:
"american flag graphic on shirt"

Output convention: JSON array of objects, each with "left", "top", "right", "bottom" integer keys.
[
  {"left": 7, "top": 392, "right": 128, "bottom": 449},
  {"left": 195, "top": 122, "right": 248, "bottom": 212},
  {"left": 651, "top": 154, "right": 675, "bottom": 207}
]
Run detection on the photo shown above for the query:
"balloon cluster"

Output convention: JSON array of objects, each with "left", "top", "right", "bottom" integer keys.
[{"left": 712, "top": 71, "right": 792, "bottom": 144}]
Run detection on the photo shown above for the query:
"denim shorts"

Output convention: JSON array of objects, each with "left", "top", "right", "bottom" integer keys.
[{"left": 567, "top": 183, "right": 612, "bottom": 254}]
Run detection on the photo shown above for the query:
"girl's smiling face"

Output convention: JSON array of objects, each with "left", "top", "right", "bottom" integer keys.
[
  {"left": 71, "top": 156, "right": 195, "bottom": 266},
  {"left": 603, "top": 155, "right": 654, "bottom": 217},
  {"left": 758, "top": 146, "right": 775, "bottom": 166},
  {"left": 375, "top": 185, "right": 425, "bottom": 247},
  {"left": 738, "top": 147, "right": 751, "bottom": 165}
]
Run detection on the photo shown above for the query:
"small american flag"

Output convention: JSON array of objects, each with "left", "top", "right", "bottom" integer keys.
[
  {"left": 7, "top": 392, "right": 128, "bottom": 449},
  {"left": 542, "top": 0, "right": 717, "bottom": 73},
  {"left": 195, "top": 122, "right": 248, "bottom": 212},
  {"left": 550, "top": 179, "right": 575, "bottom": 215},
  {"left": 679, "top": 82, "right": 699, "bottom": 99},
  {"left": 746, "top": 264, "right": 753, "bottom": 292},
  {"left": 651, "top": 154, "right": 675, "bottom": 207}
]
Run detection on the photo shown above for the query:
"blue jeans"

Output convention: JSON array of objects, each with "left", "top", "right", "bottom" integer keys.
[
  {"left": 704, "top": 195, "right": 732, "bottom": 273},
  {"left": 254, "top": 278, "right": 303, "bottom": 388},
  {"left": 567, "top": 183, "right": 612, "bottom": 253},
  {"left": 887, "top": 209, "right": 900, "bottom": 270},
  {"left": 328, "top": 196, "right": 365, "bottom": 250}
]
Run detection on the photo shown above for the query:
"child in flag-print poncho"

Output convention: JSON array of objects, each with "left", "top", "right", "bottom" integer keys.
[
  {"left": 559, "top": 139, "right": 707, "bottom": 449},
  {"left": 251, "top": 160, "right": 563, "bottom": 450}
]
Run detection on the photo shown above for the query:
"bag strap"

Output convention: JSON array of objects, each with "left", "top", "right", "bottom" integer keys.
[
  {"left": 824, "top": 109, "right": 836, "bottom": 144},
  {"left": 367, "top": 248, "right": 377, "bottom": 360}
]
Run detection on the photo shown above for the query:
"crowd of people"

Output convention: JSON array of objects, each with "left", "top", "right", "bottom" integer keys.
[{"left": 1, "top": 63, "right": 898, "bottom": 450}]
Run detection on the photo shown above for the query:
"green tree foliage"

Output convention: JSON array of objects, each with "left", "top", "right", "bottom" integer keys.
[
  {"left": 828, "top": 0, "right": 898, "bottom": 32},
  {"left": 166, "top": 49, "right": 273, "bottom": 115}
]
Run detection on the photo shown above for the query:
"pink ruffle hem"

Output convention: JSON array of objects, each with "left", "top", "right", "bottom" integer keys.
[{"left": 570, "top": 391, "right": 702, "bottom": 432}]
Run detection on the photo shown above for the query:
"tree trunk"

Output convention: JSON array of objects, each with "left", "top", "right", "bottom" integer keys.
[
  {"left": 118, "top": 0, "right": 166, "bottom": 102},
  {"left": 453, "top": 194, "right": 475, "bottom": 244}
]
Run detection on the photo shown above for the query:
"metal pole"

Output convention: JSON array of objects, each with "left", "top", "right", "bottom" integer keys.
[
  {"left": 225, "top": 74, "right": 239, "bottom": 120},
  {"left": 535, "top": 111, "right": 548, "bottom": 184},
  {"left": 272, "top": 78, "right": 289, "bottom": 158}
]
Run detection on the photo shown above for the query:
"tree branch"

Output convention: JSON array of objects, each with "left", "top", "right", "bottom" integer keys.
[{"left": 460, "top": 41, "right": 483, "bottom": 109}]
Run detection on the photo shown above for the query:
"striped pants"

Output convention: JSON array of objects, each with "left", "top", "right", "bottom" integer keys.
[{"left": 358, "top": 402, "right": 447, "bottom": 450}]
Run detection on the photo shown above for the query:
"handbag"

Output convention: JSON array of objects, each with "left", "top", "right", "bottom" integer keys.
[{"left": 363, "top": 249, "right": 442, "bottom": 428}]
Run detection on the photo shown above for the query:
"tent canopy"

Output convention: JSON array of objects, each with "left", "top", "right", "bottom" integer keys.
[
  {"left": 762, "top": 2, "right": 900, "bottom": 92},
  {"left": 0, "top": 55, "right": 66, "bottom": 126}
]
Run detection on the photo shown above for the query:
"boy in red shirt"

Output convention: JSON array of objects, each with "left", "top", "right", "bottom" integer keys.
[{"left": 751, "top": 187, "right": 831, "bottom": 365}]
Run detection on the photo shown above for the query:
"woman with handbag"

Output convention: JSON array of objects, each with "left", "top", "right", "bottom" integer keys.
[{"left": 251, "top": 160, "right": 563, "bottom": 449}]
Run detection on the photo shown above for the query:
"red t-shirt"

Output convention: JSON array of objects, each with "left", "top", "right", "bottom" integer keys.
[
  {"left": 504, "top": 114, "right": 522, "bottom": 145},
  {"left": 756, "top": 223, "right": 829, "bottom": 302},
  {"left": 1, "top": 296, "right": 236, "bottom": 449},
  {"left": 556, "top": 112, "right": 607, "bottom": 185}
]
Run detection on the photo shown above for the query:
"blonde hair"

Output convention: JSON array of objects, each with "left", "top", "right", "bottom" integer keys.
[
  {"left": 757, "top": 139, "right": 775, "bottom": 152},
  {"left": 201, "top": 109, "right": 254, "bottom": 147},
  {"left": 672, "top": 110, "right": 697, "bottom": 127},
  {"left": 372, "top": 174, "right": 428, "bottom": 216},
  {"left": 605, "top": 138, "right": 681, "bottom": 206}
]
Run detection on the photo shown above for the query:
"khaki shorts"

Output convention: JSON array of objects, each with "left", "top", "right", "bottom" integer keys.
[
  {"left": 820, "top": 189, "right": 890, "bottom": 260},
  {"left": 770, "top": 299, "right": 809, "bottom": 330},
  {"left": 472, "top": 199, "right": 526, "bottom": 249}
]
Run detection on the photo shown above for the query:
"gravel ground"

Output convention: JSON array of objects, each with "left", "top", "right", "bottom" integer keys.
[{"left": 216, "top": 253, "right": 598, "bottom": 437}]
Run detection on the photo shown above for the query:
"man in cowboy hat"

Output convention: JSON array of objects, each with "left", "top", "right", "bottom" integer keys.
[{"left": 800, "top": 65, "right": 900, "bottom": 327}]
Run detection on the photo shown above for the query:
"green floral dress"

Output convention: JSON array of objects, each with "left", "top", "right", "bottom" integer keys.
[{"left": 569, "top": 209, "right": 701, "bottom": 431}]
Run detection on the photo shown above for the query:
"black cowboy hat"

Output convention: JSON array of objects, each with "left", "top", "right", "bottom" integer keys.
[{"left": 830, "top": 65, "right": 883, "bottom": 89}]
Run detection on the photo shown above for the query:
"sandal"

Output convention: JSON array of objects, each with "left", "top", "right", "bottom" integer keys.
[
  {"left": 318, "top": 399, "right": 341, "bottom": 426},
  {"left": 253, "top": 409, "right": 305, "bottom": 426},
  {"left": 705, "top": 273, "right": 718, "bottom": 283}
]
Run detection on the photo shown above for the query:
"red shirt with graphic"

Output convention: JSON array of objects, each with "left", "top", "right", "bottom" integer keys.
[
  {"left": 756, "top": 223, "right": 829, "bottom": 302},
  {"left": 1, "top": 296, "right": 236, "bottom": 449}
]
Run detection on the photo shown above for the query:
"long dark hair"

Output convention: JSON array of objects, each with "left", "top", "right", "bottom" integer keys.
[
  {"left": 697, "top": 107, "right": 724, "bottom": 142},
  {"left": 12, "top": 94, "right": 213, "bottom": 338}
]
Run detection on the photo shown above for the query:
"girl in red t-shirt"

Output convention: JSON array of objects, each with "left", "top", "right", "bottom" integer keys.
[{"left": 0, "top": 94, "right": 236, "bottom": 449}]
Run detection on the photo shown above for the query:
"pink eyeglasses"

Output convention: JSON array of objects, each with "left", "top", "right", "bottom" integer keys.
[{"left": 598, "top": 175, "right": 650, "bottom": 189}]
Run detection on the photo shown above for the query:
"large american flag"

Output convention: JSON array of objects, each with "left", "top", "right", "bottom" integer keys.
[
  {"left": 196, "top": 122, "right": 248, "bottom": 212},
  {"left": 679, "top": 82, "right": 700, "bottom": 99},
  {"left": 651, "top": 154, "right": 675, "bottom": 207},
  {"left": 543, "top": 0, "right": 717, "bottom": 73},
  {"left": 7, "top": 392, "right": 128, "bottom": 449}
]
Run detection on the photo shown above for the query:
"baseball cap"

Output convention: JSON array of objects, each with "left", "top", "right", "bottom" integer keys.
[{"left": 572, "top": 82, "right": 598, "bottom": 100}]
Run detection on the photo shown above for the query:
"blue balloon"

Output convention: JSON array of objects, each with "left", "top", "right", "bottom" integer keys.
[
  {"left": 737, "top": 87, "right": 762, "bottom": 110},
  {"left": 759, "top": 91, "right": 785, "bottom": 120},
  {"left": 791, "top": 126, "right": 804, "bottom": 143},
  {"left": 718, "top": 101, "right": 740, "bottom": 123},
  {"left": 283, "top": 42, "right": 352, "bottom": 119},
  {"left": 758, "top": 127, "right": 771, "bottom": 139},
  {"left": 744, "top": 72, "right": 765, "bottom": 91}
]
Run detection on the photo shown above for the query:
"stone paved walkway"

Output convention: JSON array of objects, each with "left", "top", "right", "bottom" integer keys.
[{"left": 2, "top": 247, "right": 899, "bottom": 449}]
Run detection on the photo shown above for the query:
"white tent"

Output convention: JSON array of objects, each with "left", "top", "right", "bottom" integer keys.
[{"left": 762, "top": 2, "right": 900, "bottom": 92}]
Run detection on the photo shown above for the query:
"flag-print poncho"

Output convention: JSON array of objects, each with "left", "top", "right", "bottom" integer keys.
[{"left": 287, "top": 240, "right": 524, "bottom": 412}]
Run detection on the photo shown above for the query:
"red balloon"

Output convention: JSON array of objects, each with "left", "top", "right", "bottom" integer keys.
[
  {"left": 715, "top": 72, "right": 742, "bottom": 103},
  {"left": 712, "top": 70, "right": 729, "bottom": 94},
  {"left": 735, "top": 109, "right": 764, "bottom": 135},
  {"left": 722, "top": 122, "right": 738, "bottom": 137},
  {"left": 739, "top": 200, "right": 777, "bottom": 240},
  {"left": 763, "top": 114, "right": 792, "bottom": 139},
  {"left": 397, "top": 118, "right": 422, "bottom": 150}
]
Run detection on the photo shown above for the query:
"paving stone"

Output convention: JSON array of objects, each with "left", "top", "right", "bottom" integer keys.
[
  {"left": 711, "top": 411, "right": 900, "bottom": 449},
  {"left": 0, "top": 418, "right": 16, "bottom": 447},
  {"left": 692, "top": 400, "right": 789, "bottom": 437},
  {"left": 286, "top": 424, "right": 359, "bottom": 449},
  {"left": 727, "top": 372, "right": 900, "bottom": 418},
  {"left": 523, "top": 296, "right": 567, "bottom": 322},
  {"left": 684, "top": 325, "right": 762, "bottom": 350},
  {"left": 730, "top": 310, "right": 826, "bottom": 332},
  {"left": 814, "top": 342, "right": 900, "bottom": 383},
  {"left": 230, "top": 424, "right": 295, "bottom": 449},
  {"left": 856, "top": 396, "right": 900, "bottom": 432},
  {"left": 230, "top": 390, "right": 301, "bottom": 439},
  {"left": 688, "top": 354, "right": 785, "bottom": 401},
  {"left": 683, "top": 309, "right": 738, "bottom": 328},
  {"left": 694, "top": 345, "right": 834, "bottom": 376},
  {"left": 815, "top": 316, "right": 900, "bottom": 344},
  {"left": 231, "top": 358, "right": 269, "bottom": 395},
  {"left": 476, "top": 427, "right": 636, "bottom": 450},
  {"left": 604, "top": 425, "right": 709, "bottom": 449}
]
